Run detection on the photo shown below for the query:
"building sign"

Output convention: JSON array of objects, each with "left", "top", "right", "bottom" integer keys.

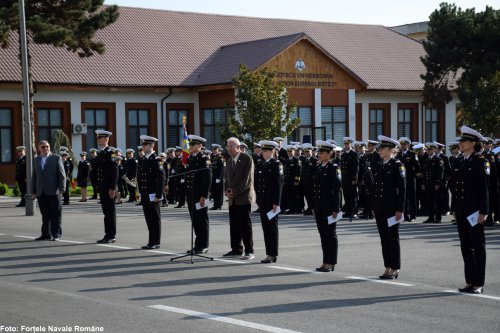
[
  {"left": 261, "top": 38, "right": 364, "bottom": 90},
  {"left": 276, "top": 72, "right": 338, "bottom": 88}
]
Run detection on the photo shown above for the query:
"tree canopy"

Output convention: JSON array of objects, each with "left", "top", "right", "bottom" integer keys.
[
  {"left": 220, "top": 64, "right": 300, "bottom": 147},
  {"left": 0, "top": 0, "right": 119, "bottom": 57},
  {"left": 421, "top": 2, "right": 500, "bottom": 135}
]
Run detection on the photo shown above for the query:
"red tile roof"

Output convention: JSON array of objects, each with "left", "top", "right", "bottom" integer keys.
[{"left": 0, "top": 6, "right": 427, "bottom": 90}]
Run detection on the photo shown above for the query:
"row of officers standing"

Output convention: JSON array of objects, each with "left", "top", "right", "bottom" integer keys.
[{"left": 16, "top": 126, "right": 496, "bottom": 294}]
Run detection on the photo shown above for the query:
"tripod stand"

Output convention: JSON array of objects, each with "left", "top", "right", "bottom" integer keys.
[{"left": 170, "top": 202, "right": 213, "bottom": 263}]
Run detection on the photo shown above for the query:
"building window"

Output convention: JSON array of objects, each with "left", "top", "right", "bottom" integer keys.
[
  {"left": 203, "top": 108, "right": 227, "bottom": 147},
  {"left": 0, "top": 108, "right": 13, "bottom": 163},
  {"left": 398, "top": 108, "right": 412, "bottom": 138},
  {"left": 37, "top": 108, "right": 63, "bottom": 144},
  {"left": 84, "top": 108, "right": 107, "bottom": 150},
  {"left": 288, "top": 107, "right": 313, "bottom": 143},
  {"left": 369, "top": 108, "right": 384, "bottom": 140},
  {"left": 128, "top": 109, "right": 149, "bottom": 148},
  {"left": 168, "top": 109, "right": 188, "bottom": 147},
  {"left": 425, "top": 108, "right": 439, "bottom": 142},
  {"left": 322, "top": 106, "right": 347, "bottom": 144}
]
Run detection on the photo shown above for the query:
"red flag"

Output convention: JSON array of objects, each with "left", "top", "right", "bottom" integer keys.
[{"left": 181, "top": 117, "right": 190, "bottom": 165}]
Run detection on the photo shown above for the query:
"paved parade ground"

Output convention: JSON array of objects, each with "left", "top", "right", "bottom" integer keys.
[{"left": 0, "top": 197, "right": 499, "bottom": 333}]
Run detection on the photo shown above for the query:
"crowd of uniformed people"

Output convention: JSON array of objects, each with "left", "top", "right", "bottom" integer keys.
[{"left": 14, "top": 125, "right": 500, "bottom": 293}]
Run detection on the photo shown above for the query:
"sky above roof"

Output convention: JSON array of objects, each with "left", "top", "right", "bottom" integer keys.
[{"left": 104, "top": 0, "right": 498, "bottom": 26}]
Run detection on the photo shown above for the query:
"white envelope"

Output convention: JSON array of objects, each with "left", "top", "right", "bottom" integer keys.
[
  {"left": 149, "top": 193, "right": 156, "bottom": 202},
  {"left": 328, "top": 212, "right": 343, "bottom": 225},
  {"left": 180, "top": 179, "right": 185, "bottom": 183},
  {"left": 195, "top": 202, "right": 206, "bottom": 210},
  {"left": 267, "top": 206, "right": 281, "bottom": 220},
  {"left": 467, "top": 210, "right": 480, "bottom": 227},
  {"left": 387, "top": 215, "right": 403, "bottom": 227},
  {"left": 215, "top": 179, "right": 220, "bottom": 183}
]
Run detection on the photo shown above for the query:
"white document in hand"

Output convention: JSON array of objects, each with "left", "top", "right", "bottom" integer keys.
[
  {"left": 387, "top": 215, "right": 403, "bottom": 227},
  {"left": 195, "top": 202, "right": 206, "bottom": 210},
  {"left": 467, "top": 210, "right": 480, "bottom": 227},
  {"left": 215, "top": 179, "right": 220, "bottom": 183},
  {"left": 267, "top": 207, "right": 281, "bottom": 220},
  {"left": 328, "top": 212, "right": 343, "bottom": 225},
  {"left": 149, "top": 193, "right": 156, "bottom": 202}
]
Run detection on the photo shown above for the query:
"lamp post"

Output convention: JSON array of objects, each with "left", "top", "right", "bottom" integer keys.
[{"left": 18, "top": 0, "right": 35, "bottom": 216}]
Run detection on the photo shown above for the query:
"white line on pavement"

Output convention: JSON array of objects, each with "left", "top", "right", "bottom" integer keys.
[
  {"left": 0, "top": 233, "right": 5, "bottom": 235},
  {"left": 347, "top": 276, "right": 415, "bottom": 287},
  {"left": 145, "top": 250, "right": 178, "bottom": 255},
  {"left": 56, "top": 239, "right": 86, "bottom": 244},
  {"left": 96, "top": 244, "right": 134, "bottom": 250},
  {"left": 148, "top": 305, "right": 301, "bottom": 333},
  {"left": 13, "top": 235, "right": 36, "bottom": 239},
  {"left": 268, "top": 265, "right": 319, "bottom": 274},
  {"left": 443, "top": 290, "right": 500, "bottom": 301}
]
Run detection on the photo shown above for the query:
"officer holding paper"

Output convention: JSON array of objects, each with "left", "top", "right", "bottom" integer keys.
[
  {"left": 137, "top": 135, "right": 166, "bottom": 250},
  {"left": 254, "top": 140, "right": 283, "bottom": 263},
  {"left": 373, "top": 135, "right": 406, "bottom": 280},
  {"left": 312, "top": 141, "right": 342, "bottom": 272},
  {"left": 454, "top": 126, "right": 489, "bottom": 294}
]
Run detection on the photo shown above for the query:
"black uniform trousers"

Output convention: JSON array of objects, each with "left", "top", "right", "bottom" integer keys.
[
  {"left": 18, "top": 180, "right": 26, "bottom": 205},
  {"left": 127, "top": 184, "right": 137, "bottom": 201},
  {"left": 142, "top": 199, "right": 161, "bottom": 245},
  {"left": 63, "top": 180, "right": 70, "bottom": 204},
  {"left": 441, "top": 184, "right": 450, "bottom": 213},
  {"left": 426, "top": 185, "right": 442, "bottom": 222},
  {"left": 177, "top": 179, "right": 186, "bottom": 206},
  {"left": 38, "top": 193, "right": 62, "bottom": 238},
  {"left": 405, "top": 177, "right": 417, "bottom": 219},
  {"left": 283, "top": 184, "right": 300, "bottom": 213},
  {"left": 313, "top": 208, "right": 338, "bottom": 265},
  {"left": 228, "top": 203, "right": 254, "bottom": 253},
  {"left": 301, "top": 183, "right": 314, "bottom": 211},
  {"left": 375, "top": 211, "right": 401, "bottom": 270},
  {"left": 342, "top": 180, "right": 357, "bottom": 216},
  {"left": 416, "top": 177, "right": 426, "bottom": 214},
  {"left": 99, "top": 190, "right": 116, "bottom": 239},
  {"left": 187, "top": 198, "right": 209, "bottom": 249},
  {"left": 456, "top": 214, "right": 486, "bottom": 286},
  {"left": 90, "top": 175, "right": 98, "bottom": 199},
  {"left": 258, "top": 204, "right": 279, "bottom": 257},
  {"left": 211, "top": 181, "right": 224, "bottom": 208}
]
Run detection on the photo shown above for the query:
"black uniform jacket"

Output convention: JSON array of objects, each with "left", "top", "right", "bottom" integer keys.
[
  {"left": 255, "top": 158, "right": 283, "bottom": 207},
  {"left": 15, "top": 155, "right": 26, "bottom": 183},
  {"left": 373, "top": 158, "right": 406, "bottom": 213},
  {"left": 77, "top": 160, "right": 90, "bottom": 181},
  {"left": 340, "top": 149, "right": 359, "bottom": 183},
  {"left": 186, "top": 153, "right": 212, "bottom": 202},
  {"left": 137, "top": 153, "right": 166, "bottom": 200},
  {"left": 95, "top": 146, "right": 119, "bottom": 191},
  {"left": 453, "top": 154, "right": 489, "bottom": 216},
  {"left": 312, "top": 161, "right": 341, "bottom": 215}
]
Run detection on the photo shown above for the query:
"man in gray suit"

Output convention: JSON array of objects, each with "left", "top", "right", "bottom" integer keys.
[
  {"left": 32, "top": 140, "right": 66, "bottom": 241},
  {"left": 223, "top": 137, "right": 255, "bottom": 259}
]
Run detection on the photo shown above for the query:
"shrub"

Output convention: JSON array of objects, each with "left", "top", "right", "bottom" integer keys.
[
  {"left": 70, "top": 187, "right": 81, "bottom": 196},
  {"left": 0, "top": 183, "right": 8, "bottom": 195},
  {"left": 13, "top": 184, "right": 20, "bottom": 197}
]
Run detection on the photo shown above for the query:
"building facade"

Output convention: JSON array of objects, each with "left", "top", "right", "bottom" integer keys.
[{"left": 0, "top": 8, "right": 458, "bottom": 184}]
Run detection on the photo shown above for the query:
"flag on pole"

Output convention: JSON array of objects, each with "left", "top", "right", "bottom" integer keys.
[{"left": 181, "top": 116, "right": 190, "bottom": 165}]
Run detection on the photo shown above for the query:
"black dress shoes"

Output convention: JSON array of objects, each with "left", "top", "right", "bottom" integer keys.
[
  {"left": 458, "top": 285, "right": 473, "bottom": 293},
  {"left": 187, "top": 248, "right": 208, "bottom": 254},
  {"left": 174, "top": 205, "right": 184, "bottom": 208},
  {"left": 52, "top": 236, "right": 60, "bottom": 241},
  {"left": 142, "top": 244, "right": 160, "bottom": 250},
  {"left": 380, "top": 270, "right": 399, "bottom": 279},
  {"left": 34, "top": 235, "right": 51, "bottom": 241},
  {"left": 223, "top": 250, "right": 243, "bottom": 257},
  {"left": 97, "top": 238, "right": 116, "bottom": 244},
  {"left": 317, "top": 265, "right": 334, "bottom": 272},
  {"left": 260, "top": 256, "right": 277, "bottom": 263},
  {"left": 209, "top": 207, "right": 221, "bottom": 210}
]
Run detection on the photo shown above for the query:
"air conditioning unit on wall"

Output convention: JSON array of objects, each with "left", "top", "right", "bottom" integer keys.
[{"left": 72, "top": 123, "right": 88, "bottom": 135}]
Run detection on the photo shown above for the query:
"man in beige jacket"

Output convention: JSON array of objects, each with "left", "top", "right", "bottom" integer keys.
[{"left": 223, "top": 137, "right": 255, "bottom": 259}]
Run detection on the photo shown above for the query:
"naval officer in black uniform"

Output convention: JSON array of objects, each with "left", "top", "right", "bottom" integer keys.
[
  {"left": 137, "top": 135, "right": 166, "bottom": 249},
  {"left": 210, "top": 143, "right": 225, "bottom": 210},
  {"left": 255, "top": 140, "right": 283, "bottom": 263},
  {"left": 422, "top": 142, "right": 444, "bottom": 223},
  {"left": 313, "top": 140, "right": 342, "bottom": 272},
  {"left": 454, "top": 126, "right": 489, "bottom": 294},
  {"left": 396, "top": 137, "right": 420, "bottom": 222},
  {"left": 15, "top": 146, "right": 27, "bottom": 207},
  {"left": 94, "top": 130, "right": 119, "bottom": 243},
  {"left": 341, "top": 137, "right": 359, "bottom": 218},
  {"left": 185, "top": 135, "right": 212, "bottom": 254},
  {"left": 373, "top": 135, "right": 406, "bottom": 279}
]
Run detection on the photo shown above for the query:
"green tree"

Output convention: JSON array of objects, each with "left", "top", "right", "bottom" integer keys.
[
  {"left": 220, "top": 64, "right": 300, "bottom": 147},
  {"left": 421, "top": 2, "right": 500, "bottom": 136},
  {"left": 0, "top": 0, "right": 119, "bottom": 152}
]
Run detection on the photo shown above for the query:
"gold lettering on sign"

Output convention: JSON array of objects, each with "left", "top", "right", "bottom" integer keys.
[{"left": 276, "top": 72, "right": 337, "bottom": 88}]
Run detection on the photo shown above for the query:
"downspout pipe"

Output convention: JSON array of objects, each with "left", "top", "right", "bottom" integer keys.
[{"left": 160, "top": 87, "right": 173, "bottom": 151}]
